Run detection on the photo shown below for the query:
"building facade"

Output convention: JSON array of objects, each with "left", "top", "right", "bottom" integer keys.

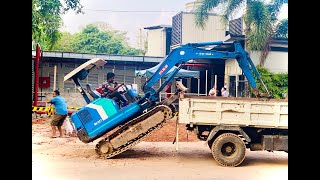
[
  {"left": 33, "top": 52, "right": 164, "bottom": 97},
  {"left": 225, "top": 17, "right": 288, "bottom": 97},
  {"left": 144, "top": 25, "right": 172, "bottom": 57},
  {"left": 171, "top": 12, "right": 226, "bottom": 47}
]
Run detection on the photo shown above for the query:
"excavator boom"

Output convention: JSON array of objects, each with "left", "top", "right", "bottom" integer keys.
[{"left": 142, "top": 41, "right": 268, "bottom": 102}]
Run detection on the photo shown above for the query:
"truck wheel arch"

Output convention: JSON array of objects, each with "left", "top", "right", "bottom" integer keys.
[{"left": 206, "top": 126, "right": 251, "bottom": 148}]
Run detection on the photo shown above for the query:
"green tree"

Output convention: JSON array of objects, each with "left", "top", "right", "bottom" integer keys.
[
  {"left": 51, "top": 32, "right": 74, "bottom": 51},
  {"left": 195, "top": 0, "right": 288, "bottom": 66},
  {"left": 274, "top": 18, "right": 288, "bottom": 38},
  {"left": 32, "top": 0, "right": 83, "bottom": 49},
  {"left": 69, "top": 24, "right": 143, "bottom": 55},
  {"left": 122, "top": 48, "right": 144, "bottom": 56},
  {"left": 92, "top": 22, "right": 145, "bottom": 55},
  {"left": 255, "top": 66, "right": 288, "bottom": 99}
]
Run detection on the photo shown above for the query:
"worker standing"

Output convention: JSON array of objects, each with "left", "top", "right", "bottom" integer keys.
[
  {"left": 209, "top": 87, "right": 217, "bottom": 96},
  {"left": 47, "top": 90, "right": 68, "bottom": 138},
  {"left": 221, "top": 86, "right": 230, "bottom": 97}
]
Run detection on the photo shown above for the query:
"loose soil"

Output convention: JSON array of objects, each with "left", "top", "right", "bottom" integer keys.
[{"left": 32, "top": 117, "right": 288, "bottom": 180}]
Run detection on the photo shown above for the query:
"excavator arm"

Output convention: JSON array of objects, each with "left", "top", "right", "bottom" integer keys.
[{"left": 142, "top": 41, "right": 269, "bottom": 101}]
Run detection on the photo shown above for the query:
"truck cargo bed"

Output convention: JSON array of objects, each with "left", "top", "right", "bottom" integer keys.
[{"left": 178, "top": 95, "right": 288, "bottom": 129}]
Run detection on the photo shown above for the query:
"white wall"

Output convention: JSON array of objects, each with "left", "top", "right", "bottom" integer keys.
[
  {"left": 250, "top": 51, "right": 288, "bottom": 73},
  {"left": 225, "top": 51, "right": 288, "bottom": 75},
  {"left": 224, "top": 50, "right": 288, "bottom": 94},
  {"left": 145, "top": 28, "right": 167, "bottom": 56},
  {"left": 224, "top": 58, "right": 243, "bottom": 87},
  {"left": 181, "top": 13, "right": 226, "bottom": 44}
]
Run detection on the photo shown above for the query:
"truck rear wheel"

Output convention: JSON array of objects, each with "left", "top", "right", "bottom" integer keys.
[{"left": 211, "top": 133, "right": 246, "bottom": 167}]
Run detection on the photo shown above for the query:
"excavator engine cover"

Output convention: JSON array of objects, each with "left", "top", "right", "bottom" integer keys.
[{"left": 71, "top": 98, "right": 119, "bottom": 142}]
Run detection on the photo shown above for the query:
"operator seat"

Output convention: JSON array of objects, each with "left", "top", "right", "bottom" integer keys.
[{"left": 86, "top": 84, "right": 101, "bottom": 99}]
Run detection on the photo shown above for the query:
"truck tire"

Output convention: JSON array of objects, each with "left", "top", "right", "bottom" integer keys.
[{"left": 211, "top": 133, "right": 246, "bottom": 167}]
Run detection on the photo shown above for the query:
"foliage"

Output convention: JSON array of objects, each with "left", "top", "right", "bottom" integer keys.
[
  {"left": 195, "top": 0, "right": 288, "bottom": 66},
  {"left": 267, "top": 0, "right": 288, "bottom": 22},
  {"left": 274, "top": 18, "right": 288, "bottom": 38},
  {"left": 32, "top": 0, "right": 83, "bottom": 49},
  {"left": 51, "top": 24, "right": 144, "bottom": 56},
  {"left": 50, "top": 32, "right": 74, "bottom": 52},
  {"left": 122, "top": 48, "right": 145, "bottom": 56},
  {"left": 255, "top": 66, "right": 288, "bottom": 99},
  {"left": 245, "top": 1, "right": 272, "bottom": 51}
]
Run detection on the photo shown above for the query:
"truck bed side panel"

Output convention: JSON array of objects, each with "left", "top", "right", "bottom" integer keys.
[{"left": 178, "top": 96, "right": 288, "bottom": 129}]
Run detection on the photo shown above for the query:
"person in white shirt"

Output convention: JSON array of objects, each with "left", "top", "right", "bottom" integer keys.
[
  {"left": 209, "top": 87, "right": 217, "bottom": 96},
  {"left": 221, "top": 87, "right": 229, "bottom": 97}
]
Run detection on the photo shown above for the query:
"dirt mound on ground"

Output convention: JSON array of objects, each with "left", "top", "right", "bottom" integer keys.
[
  {"left": 144, "top": 118, "right": 199, "bottom": 142},
  {"left": 32, "top": 117, "right": 199, "bottom": 142}
]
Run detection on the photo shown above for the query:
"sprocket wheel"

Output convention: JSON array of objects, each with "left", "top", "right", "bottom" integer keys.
[{"left": 95, "top": 140, "right": 114, "bottom": 156}]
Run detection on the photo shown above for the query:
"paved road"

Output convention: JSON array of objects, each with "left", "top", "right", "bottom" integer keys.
[{"left": 32, "top": 141, "right": 288, "bottom": 180}]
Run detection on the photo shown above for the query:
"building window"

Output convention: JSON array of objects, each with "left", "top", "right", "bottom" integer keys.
[
  {"left": 104, "top": 64, "right": 114, "bottom": 72},
  {"left": 115, "top": 75, "right": 124, "bottom": 84},
  {"left": 125, "top": 66, "right": 136, "bottom": 71},
  {"left": 87, "top": 73, "right": 99, "bottom": 89},
  {"left": 64, "top": 63, "right": 75, "bottom": 68},
  {"left": 63, "top": 73, "right": 75, "bottom": 93},
  {"left": 125, "top": 76, "right": 135, "bottom": 85},
  {"left": 229, "top": 75, "right": 250, "bottom": 97},
  {"left": 49, "top": 73, "right": 59, "bottom": 92},
  {"left": 49, "top": 63, "right": 58, "bottom": 67}
]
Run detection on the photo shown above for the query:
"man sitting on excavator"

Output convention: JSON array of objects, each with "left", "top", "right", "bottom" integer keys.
[{"left": 101, "top": 72, "right": 128, "bottom": 106}]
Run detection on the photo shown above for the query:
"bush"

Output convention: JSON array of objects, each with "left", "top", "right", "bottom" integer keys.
[{"left": 255, "top": 66, "right": 288, "bottom": 99}]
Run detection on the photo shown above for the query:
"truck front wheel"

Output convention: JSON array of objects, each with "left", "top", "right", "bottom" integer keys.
[{"left": 211, "top": 133, "right": 246, "bottom": 167}]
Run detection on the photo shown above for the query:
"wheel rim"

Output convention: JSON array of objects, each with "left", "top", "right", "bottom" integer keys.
[{"left": 221, "top": 142, "right": 236, "bottom": 156}]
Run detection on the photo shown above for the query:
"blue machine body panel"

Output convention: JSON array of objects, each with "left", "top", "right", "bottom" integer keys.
[
  {"left": 127, "top": 88, "right": 138, "bottom": 98},
  {"left": 71, "top": 97, "right": 141, "bottom": 142}
]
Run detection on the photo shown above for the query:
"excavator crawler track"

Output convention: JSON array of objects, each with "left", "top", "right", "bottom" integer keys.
[{"left": 95, "top": 105, "right": 173, "bottom": 159}]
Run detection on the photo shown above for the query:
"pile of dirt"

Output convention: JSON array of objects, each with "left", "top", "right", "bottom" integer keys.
[
  {"left": 32, "top": 117, "right": 199, "bottom": 142},
  {"left": 143, "top": 118, "right": 199, "bottom": 142}
]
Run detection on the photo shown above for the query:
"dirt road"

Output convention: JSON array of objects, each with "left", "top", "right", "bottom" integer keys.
[{"left": 32, "top": 118, "right": 288, "bottom": 180}]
